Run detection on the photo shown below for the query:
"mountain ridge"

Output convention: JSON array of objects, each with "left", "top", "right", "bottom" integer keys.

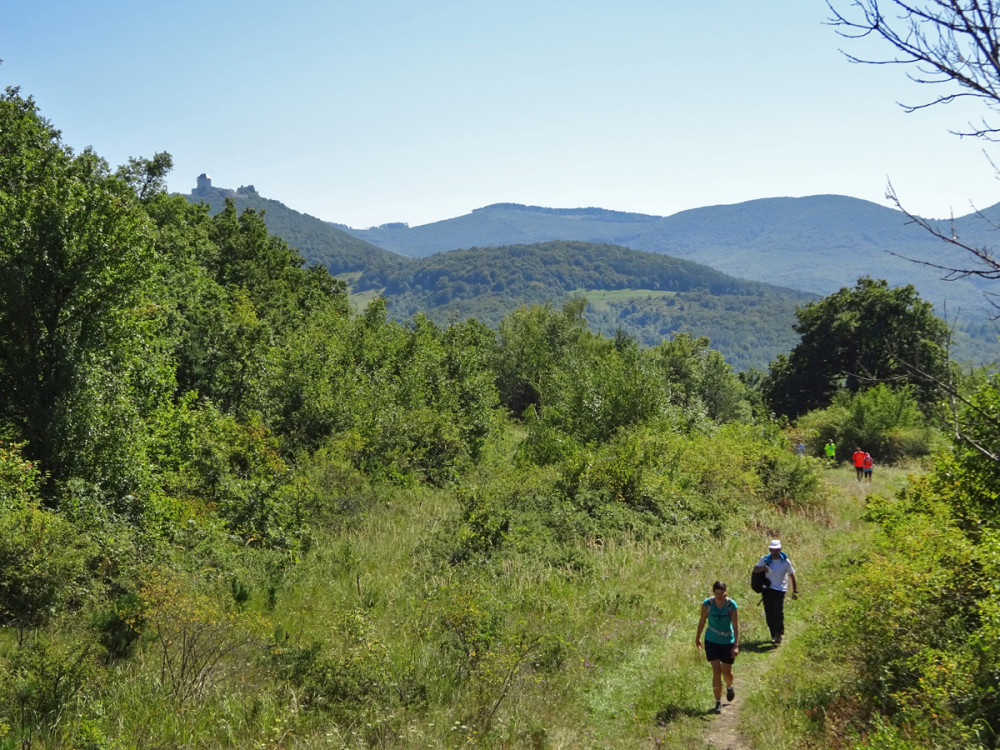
[
  {"left": 181, "top": 181, "right": 1000, "bottom": 367},
  {"left": 340, "top": 194, "right": 1000, "bottom": 322}
]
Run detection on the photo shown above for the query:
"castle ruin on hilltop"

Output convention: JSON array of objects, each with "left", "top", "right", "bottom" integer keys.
[{"left": 191, "top": 173, "right": 258, "bottom": 198}]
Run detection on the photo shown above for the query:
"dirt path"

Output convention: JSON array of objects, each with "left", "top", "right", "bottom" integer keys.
[
  {"left": 696, "top": 466, "right": 882, "bottom": 749},
  {"left": 703, "top": 706, "right": 748, "bottom": 750},
  {"left": 700, "top": 640, "right": 770, "bottom": 750}
]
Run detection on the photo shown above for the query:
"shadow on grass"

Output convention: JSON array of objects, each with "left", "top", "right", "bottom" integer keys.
[
  {"left": 654, "top": 704, "right": 713, "bottom": 724},
  {"left": 739, "top": 638, "right": 775, "bottom": 654}
]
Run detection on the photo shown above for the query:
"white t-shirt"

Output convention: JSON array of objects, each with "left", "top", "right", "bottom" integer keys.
[{"left": 757, "top": 554, "right": 795, "bottom": 592}]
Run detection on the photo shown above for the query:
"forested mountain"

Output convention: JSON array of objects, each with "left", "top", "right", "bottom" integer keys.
[
  {"left": 342, "top": 197, "right": 1000, "bottom": 329},
  {"left": 369, "top": 241, "right": 816, "bottom": 370},
  {"left": 182, "top": 182, "right": 815, "bottom": 370},
  {"left": 184, "top": 183, "right": 997, "bottom": 368}
]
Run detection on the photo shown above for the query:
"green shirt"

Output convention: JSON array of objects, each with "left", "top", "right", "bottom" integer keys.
[{"left": 702, "top": 597, "right": 738, "bottom": 644}]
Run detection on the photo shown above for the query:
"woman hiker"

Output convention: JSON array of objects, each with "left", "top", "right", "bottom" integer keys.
[{"left": 695, "top": 580, "right": 740, "bottom": 713}]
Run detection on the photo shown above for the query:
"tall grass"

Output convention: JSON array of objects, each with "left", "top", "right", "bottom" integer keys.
[{"left": 0, "top": 452, "right": 886, "bottom": 749}]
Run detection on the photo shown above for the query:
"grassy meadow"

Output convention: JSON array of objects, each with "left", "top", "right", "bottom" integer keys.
[{"left": 32, "top": 456, "right": 892, "bottom": 750}]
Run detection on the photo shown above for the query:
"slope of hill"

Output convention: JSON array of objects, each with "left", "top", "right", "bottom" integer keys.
[
  {"left": 183, "top": 180, "right": 403, "bottom": 276},
  {"left": 368, "top": 240, "right": 817, "bottom": 370},
  {"left": 341, "top": 196, "right": 1000, "bottom": 327},
  {"left": 183, "top": 182, "right": 997, "bottom": 368}
]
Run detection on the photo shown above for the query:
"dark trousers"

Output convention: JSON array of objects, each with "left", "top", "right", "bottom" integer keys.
[{"left": 762, "top": 588, "right": 786, "bottom": 639}]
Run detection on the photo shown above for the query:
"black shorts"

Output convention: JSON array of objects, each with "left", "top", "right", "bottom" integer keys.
[{"left": 705, "top": 640, "right": 735, "bottom": 664}]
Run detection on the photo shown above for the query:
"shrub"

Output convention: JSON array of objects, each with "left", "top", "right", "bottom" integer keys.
[
  {"left": 139, "top": 570, "right": 260, "bottom": 704},
  {"left": 796, "top": 385, "right": 940, "bottom": 464},
  {"left": 0, "top": 634, "right": 97, "bottom": 724},
  {"left": 0, "top": 441, "right": 42, "bottom": 510},
  {"left": 0, "top": 506, "right": 95, "bottom": 635}
]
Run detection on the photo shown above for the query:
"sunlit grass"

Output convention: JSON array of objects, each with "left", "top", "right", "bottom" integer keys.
[{"left": 2, "top": 446, "right": 905, "bottom": 749}]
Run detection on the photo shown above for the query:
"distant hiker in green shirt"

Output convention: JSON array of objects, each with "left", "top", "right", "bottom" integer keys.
[
  {"left": 824, "top": 439, "right": 837, "bottom": 465},
  {"left": 695, "top": 581, "right": 739, "bottom": 714}
]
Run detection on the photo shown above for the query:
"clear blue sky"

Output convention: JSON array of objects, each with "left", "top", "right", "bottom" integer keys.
[{"left": 4, "top": 1, "right": 997, "bottom": 228}]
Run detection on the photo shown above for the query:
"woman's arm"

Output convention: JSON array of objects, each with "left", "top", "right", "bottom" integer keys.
[
  {"left": 730, "top": 607, "right": 740, "bottom": 653},
  {"left": 695, "top": 605, "right": 708, "bottom": 648}
]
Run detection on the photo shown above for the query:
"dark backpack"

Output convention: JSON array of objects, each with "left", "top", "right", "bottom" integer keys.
[
  {"left": 750, "top": 568, "right": 769, "bottom": 593},
  {"left": 750, "top": 551, "right": 788, "bottom": 593}
]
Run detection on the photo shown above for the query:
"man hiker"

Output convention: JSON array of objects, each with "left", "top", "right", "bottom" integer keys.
[
  {"left": 824, "top": 439, "right": 837, "bottom": 466},
  {"left": 753, "top": 539, "right": 798, "bottom": 645}
]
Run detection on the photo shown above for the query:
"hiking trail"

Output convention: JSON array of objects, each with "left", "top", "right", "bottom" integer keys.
[{"left": 698, "top": 470, "right": 874, "bottom": 749}]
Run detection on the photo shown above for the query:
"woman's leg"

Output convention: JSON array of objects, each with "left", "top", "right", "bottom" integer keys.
[
  {"left": 710, "top": 659, "right": 723, "bottom": 700},
  {"left": 721, "top": 661, "right": 734, "bottom": 691}
]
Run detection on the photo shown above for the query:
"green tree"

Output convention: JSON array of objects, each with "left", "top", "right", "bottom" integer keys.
[
  {"left": 0, "top": 87, "right": 170, "bottom": 498},
  {"left": 764, "top": 277, "right": 949, "bottom": 418},
  {"left": 494, "top": 299, "right": 593, "bottom": 417},
  {"left": 648, "top": 333, "right": 751, "bottom": 423}
]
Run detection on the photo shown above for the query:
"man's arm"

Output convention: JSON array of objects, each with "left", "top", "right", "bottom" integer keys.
[{"left": 789, "top": 572, "right": 798, "bottom": 597}]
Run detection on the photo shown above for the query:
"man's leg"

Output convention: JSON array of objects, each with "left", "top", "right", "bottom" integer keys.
[
  {"left": 773, "top": 589, "right": 787, "bottom": 641},
  {"left": 762, "top": 589, "right": 779, "bottom": 640}
]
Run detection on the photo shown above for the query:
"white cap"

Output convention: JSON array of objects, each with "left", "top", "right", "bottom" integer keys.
[{"left": 769, "top": 539, "right": 782, "bottom": 549}]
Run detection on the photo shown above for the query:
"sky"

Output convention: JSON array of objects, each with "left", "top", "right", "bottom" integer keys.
[{"left": 4, "top": 1, "right": 999, "bottom": 229}]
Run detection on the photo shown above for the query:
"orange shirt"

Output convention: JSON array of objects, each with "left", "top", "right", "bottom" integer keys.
[{"left": 853, "top": 450, "right": 866, "bottom": 467}]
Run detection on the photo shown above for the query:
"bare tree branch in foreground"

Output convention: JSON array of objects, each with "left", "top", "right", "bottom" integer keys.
[{"left": 827, "top": 1, "right": 1000, "bottom": 139}]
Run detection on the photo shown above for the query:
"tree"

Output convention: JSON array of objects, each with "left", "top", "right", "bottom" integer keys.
[
  {"left": 764, "top": 277, "right": 950, "bottom": 418},
  {"left": 828, "top": 1, "right": 1000, "bottom": 138},
  {"left": 828, "top": 1, "right": 1000, "bottom": 459},
  {"left": 493, "top": 300, "right": 593, "bottom": 417},
  {"left": 115, "top": 151, "right": 173, "bottom": 201},
  {"left": 0, "top": 87, "right": 169, "bottom": 497}
]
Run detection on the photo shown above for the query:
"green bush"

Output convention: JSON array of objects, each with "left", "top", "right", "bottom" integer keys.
[
  {"left": 0, "top": 634, "right": 97, "bottom": 724},
  {"left": 796, "top": 385, "right": 940, "bottom": 464},
  {"left": 0, "top": 441, "right": 42, "bottom": 510},
  {"left": 815, "top": 477, "right": 999, "bottom": 747},
  {"left": 92, "top": 592, "right": 143, "bottom": 662},
  {"left": 0, "top": 506, "right": 95, "bottom": 633}
]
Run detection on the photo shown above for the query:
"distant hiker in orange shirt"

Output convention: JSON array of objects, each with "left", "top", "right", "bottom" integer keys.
[
  {"left": 852, "top": 448, "right": 866, "bottom": 481},
  {"left": 863, "top": 453, "right": 874, "bottom": 483}
]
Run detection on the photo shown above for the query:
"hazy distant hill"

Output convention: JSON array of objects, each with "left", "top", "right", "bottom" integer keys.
[
  {"left": 183, "top": 181, "right": 998, "bottom": 368},
  {"left": 342, "top": 196, "right": 1000, "bottom": 327}
]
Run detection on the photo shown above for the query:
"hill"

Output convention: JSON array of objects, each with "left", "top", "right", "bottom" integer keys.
[
  {"left": 182, "top": 181, "right": 996, "bottom": 368},
  {"left": 184, "top": 177, "right": 403, "bottom": 277},
  {"left": 341, "top": 196, "right": 1000, "bottom": 331},
  {"left": 369, "top": 240, "right": 818, "bottom": 370}
]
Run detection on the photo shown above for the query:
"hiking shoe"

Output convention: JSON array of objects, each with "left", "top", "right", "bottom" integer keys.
[
  {"left": 713, "top": 701, "right": 722, "bottom": 714},
  {"left": 726, "top": 685, "right": 735, "bottom": 701}
]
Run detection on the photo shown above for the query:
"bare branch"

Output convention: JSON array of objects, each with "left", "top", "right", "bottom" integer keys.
[{"left": 827, "top": 0, "right": 1000, "bottom": 138}]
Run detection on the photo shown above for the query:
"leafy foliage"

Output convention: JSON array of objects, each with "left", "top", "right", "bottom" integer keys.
[
  {"left": 795, "top": 384, "right": 941, "bottom": 464},
  {"left": 9, "top": 81, "right": 995, "bottom": 750},
  {"left": 0, "top": 86, "right": 169, "bottom": 499},
  {"left": 765, "top": 277, "right": 950, "bottom": 418}
]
